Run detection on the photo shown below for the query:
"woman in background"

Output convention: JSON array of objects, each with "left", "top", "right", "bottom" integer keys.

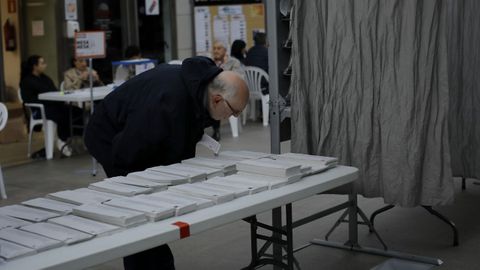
[{"left": 230, "top": 39, "right": 247, "bottom": 65}]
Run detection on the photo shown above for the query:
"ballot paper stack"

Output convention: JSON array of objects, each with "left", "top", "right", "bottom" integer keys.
[
  {"left": 0, "top": 238, "right": 36, "bottom": 260},
  {"left": 47, "top": 188, "right": 124, "bottom": 205},
  {"left": 236, "top": 158, "right": 303, "bottom": 183},
  {"left": 127, "top": 170, "right": 189, "bottom": 186},
  {"left": 22, "top": 198, "right": 77, "bottom": 215},
  {"left": 182, "top": 157, "right": 237, "bottom": 175},
  {"left": 149, "top": 191, "right": 215, "bottom": 210},
  {"left": 129, "top": 195, "right": 197, "bottom": 216},
  {"left": 103, "top": 197, "right": 176, "bottom": 222},
  {"left": 277, "top": 153, "right": 338, "bottom": 175},
  {"left": 0, "top": 215, "right": 32, "bottom": 229},
  {"left": 0, "top": 205, "right": 60, "bottom": 222},
  {"left": 147, "top": 165, "right": 207, "bottom": 183},
  {"left": 204, "top": 177, "right": 268, "bottom": 195},
  {"left": 48, "top": 215, "right": 122, "bottom": 237},
  {"left": 217, "top": 150, "right": 273, "bottom": 161},
  {"left": 0, "top": 228, "right": 63, "bottom": 252},
  {"left": 168, "top": 183, "right": 237, "bottom": 204},
  {"left": 72, "top": 203, "right": 148, "bottom": 227},
  {"left": 88, "top": 181, "right": 153, "bottom": 196},
  {"left": 20, "top": 222, "right": 93, "bottom": 245},
  {"left": 224, "top": 174, "right": 288, "bottom": 189},
  {"left": 105, "top": 176, "right": 168, "bottom": 192}
]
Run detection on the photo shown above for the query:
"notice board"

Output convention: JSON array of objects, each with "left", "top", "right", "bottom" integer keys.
[{"left": 193, "top": 1, "right": 265, "bottom": 57}]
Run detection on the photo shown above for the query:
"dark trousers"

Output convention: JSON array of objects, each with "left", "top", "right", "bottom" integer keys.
[
  {"left": 42, "top": 103, "right": 83, "bottom": 141},
  {"left": 102, "top": 164, "right": 175, "bottom": 270},
  {"left": 123, "top": 245, "right": 175, "bottom": 270}
]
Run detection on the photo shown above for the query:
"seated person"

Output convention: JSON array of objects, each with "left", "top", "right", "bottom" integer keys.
[
  {"left": 230, "top": 39, "right": 247, "bottom": 65},
  {"left": 210, "top": 40, "right": 246, "bottom": 141},
  {"left": 245, "top": 32, "right": 269, "bottom": 95},
  {"left": 64, "top": 57, "right": 104, "bottom": 90},
  {"left": 125, "top": 45, "right": 142, "bottom": 60},
  {"left": 20, "top": 55, "right": 82, "bottom": 157},
  {"left": 113, "top": 46, "right": 143, "bottom": 84}
]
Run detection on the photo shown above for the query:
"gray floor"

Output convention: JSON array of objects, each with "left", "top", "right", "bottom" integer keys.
[{"left": 1, "top": 123, "right": 479, "bottom": 270}]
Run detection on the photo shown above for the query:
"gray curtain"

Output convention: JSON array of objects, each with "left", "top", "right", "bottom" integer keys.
[
  {"left": 447, "top": 0, "right": 480, "bottom": 180},
  {"left": 290, "top": 0, "right": 454, "bottom": 207}
]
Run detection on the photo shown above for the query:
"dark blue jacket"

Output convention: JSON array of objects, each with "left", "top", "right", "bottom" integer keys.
[{"left": 84, "top": 57, "right": 221, "bottom": 176}]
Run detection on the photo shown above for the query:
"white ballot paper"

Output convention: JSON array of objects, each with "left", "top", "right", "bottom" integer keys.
[
  {"left": 0, "top": 205, "right": 60, "bottom": 222},
  {"left": 225, "top": 174, "right": 287, "bottom": 189},
  {"left": 169, "top": 183, "right": 235, "bottom": 204},
  {"left": 197, "top": 134, "right": 221, "bottom": 155},
  {"left": 131, "top": 195, "right": 197, "bottom": 216},
  {"left": 0, "top": 215, "right": 32, "bottom": 230},
  {"left": 89, "top": 181, "right": 153, "bottom": 196},
  {"left": 278, "top": 153, "right": 338, "bottom": 175},
  {"left": 236, "top": 158, "right": 302, "bottom": 178},
  {"left": 147, "top": 166, "right": 206, "bottom": 183},
  {"left": 48, "top": 188, "right": 124, "bottom": 205},
  {"left": 73, "top": 204, "right": 147, "bottom": 227},
  {"left": 151, "top": 191, "right": 215, "bottom": 209},
  {"left": 22, "top": 198, "right": 77, "bottom": 215},
  {"left": 48, "top": 215, "right": 122, "bottom": 237},
  {"left": 0, "top": 239, "right": 36, "bottom": 260},
  {"left": 20, "top": 222, "right": 93, "bottom": 245},
  {"left": 182, "top": 157, "right": 236, "bottom": 174},
  {"left": 105, "top": 176, "right": 168, "bottom": 192},
  {"left": 103, "top": 198, "right": 175, "bottom": 222},
  {"left": 218, "top": 150, "right": 272, "bottom": 160},
  {"left": 196, "top": 182, "right": 251, "bottom": 197},
  {"left": 127, "top": 171, "right": 189, "bottom": 185},
  {"left": 167, "top": 163, "right": 224, "bottom": 179},
  {"left": 0, "top": 228, "right": 63, "bottom": 252},
  {"left": 205, "top": 177, "right": 268, "bottom": 195},
  {"left": 238, "top": 171, "right": 302, "bottom": 185}
]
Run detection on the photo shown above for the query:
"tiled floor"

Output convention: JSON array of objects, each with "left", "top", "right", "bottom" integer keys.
[{"left": 1, "top": 123, "right": 479, "bottom": 270}]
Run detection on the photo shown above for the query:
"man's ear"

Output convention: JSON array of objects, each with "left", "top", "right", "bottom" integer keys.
[{"left": 212, "top": 94, "right": 223, "bottom": 104}]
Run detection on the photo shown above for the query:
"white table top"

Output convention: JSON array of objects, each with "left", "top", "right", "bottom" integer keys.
[
  {"left": 38, "top": 86, "right": 113, "bottom": 103},
  {"left": 0, "top": 166, "right": 357, "bottom": 270}
]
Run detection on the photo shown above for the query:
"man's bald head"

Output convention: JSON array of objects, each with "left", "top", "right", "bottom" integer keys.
[{"left": 207, "top": 71, "right": 249, "bottom": 121}]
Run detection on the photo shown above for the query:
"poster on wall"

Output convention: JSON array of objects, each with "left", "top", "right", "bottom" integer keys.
[
  {"left": 194, "top": 7, "right": 212, "bottom": 55},
  {"left": 213, "top": 15, "right": 229, "bottom": 50},
  {"left": 65, "top": 0, "right": 78, "bottom": 20},
  {"left": 145, "top": 0, "right": 160, "bottom": 16},
  {"left": 74, "top": 31, "right": 106, "bottom": 59},
  {"left": 32, "top": 20, "right": 45, "bottom": 37},
  {"left": 193, "top": 2, "right": 265, "bottom": 56}
]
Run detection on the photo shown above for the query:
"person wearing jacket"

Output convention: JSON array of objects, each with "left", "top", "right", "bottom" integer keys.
[
  {"left": 84, "top": 56, "right": 249, "bottom": 270},
  {"left": 20, "top": 55, "right": 82, "bottom": 157}
]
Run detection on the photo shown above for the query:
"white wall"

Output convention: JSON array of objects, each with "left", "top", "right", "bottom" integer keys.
[{"left": 175, "top": 0, "right": 194, "bottom": 60}]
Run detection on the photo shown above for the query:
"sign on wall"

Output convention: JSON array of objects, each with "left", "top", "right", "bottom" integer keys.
[
  {"left": 74, "top": 31, "right": 106, "bottom": 59},
  {"left": 65, "top": 0, "right": 78, "bottom": 20},
  {"left": 145, "top": 0, "right": 160, "bottom": 16}
]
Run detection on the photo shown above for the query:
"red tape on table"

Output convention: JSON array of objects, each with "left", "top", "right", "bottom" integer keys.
[{"left": 172, "top": 221, "right": 190, "bottom": 239}]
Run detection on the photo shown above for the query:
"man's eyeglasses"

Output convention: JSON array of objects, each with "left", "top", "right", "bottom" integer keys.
[{"left": 224, "top": 99, "right": 242, "bottom": 117}]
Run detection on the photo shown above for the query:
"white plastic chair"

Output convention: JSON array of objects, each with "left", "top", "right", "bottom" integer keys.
[
  {"left": 0, "top": 102, "right": 8, "bottom": 199},
  {"left": 244, "top": 67, "right": 270, "bottom": 126},
  {"left": 18, "top": 89, "right": 57, "bottom": 160}
]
